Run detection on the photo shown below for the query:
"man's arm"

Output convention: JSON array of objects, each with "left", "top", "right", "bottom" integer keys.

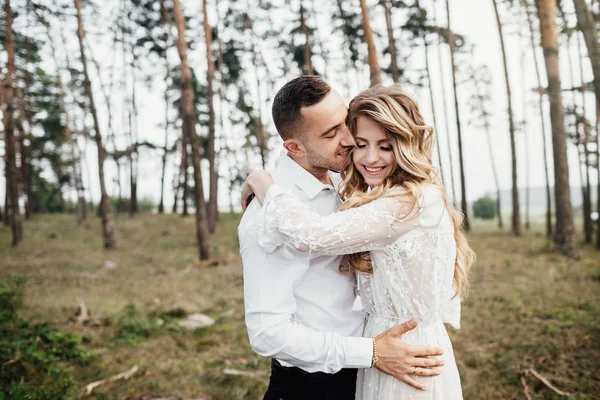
[
  {"left": 240, "top": 204, "right": 372, "bottom": 373},
  {"left": 240, "top": 201, "right": 444, "bottom": 390}
]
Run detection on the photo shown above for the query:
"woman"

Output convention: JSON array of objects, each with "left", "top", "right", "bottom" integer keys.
[{"left": 243, "top": 85, "right": 474, "bottom": 399}]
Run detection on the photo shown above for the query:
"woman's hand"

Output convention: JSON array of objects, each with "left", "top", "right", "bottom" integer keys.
[{"left": 240, "top": 170, "right": 276, "bottom": 211}]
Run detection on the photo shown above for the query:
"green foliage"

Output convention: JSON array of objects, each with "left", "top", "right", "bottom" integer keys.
[
  {"left": 108, "top": 304, "right": 185, "bottom": 344},
  {"left": 0, "top": 278, "right": 92, "bottom": 400},
  {"left": 473, "top": 196, "right": 497, "bottom": 219},
  {"left": 109, "top": 196, "right": 155, "bottom": 213}
]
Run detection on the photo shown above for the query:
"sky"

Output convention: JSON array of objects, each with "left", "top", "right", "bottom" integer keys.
[{"left": 1, "top": 0, "right": 598, "bottom": 214}]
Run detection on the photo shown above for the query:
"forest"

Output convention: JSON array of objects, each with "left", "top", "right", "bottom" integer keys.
[{"left": 1, "top": 0, "right": 599, "bottom": 398}]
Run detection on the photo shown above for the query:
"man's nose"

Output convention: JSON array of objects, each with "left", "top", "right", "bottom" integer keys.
[{"left": 339, "top": 126, "right": 355, "bottom": 147}]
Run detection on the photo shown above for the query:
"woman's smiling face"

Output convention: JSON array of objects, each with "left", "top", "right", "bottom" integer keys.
[{"left": 352, "top": 115, "right": 396, "bottom": 187}]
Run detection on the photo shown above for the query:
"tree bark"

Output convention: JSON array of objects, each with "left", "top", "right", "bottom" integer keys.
[
  {"left": 360, "top": 0, "right": 382, "bottom": 86},
  {"left": 3, "top": 0, "right": 22, "bottom": 246},
  {"left": 492, "top": 0, "right": 521, "bottom": 236},
  {"left": 445, "top": 0, "right": 470, "bottom": 230},
  {"left": 299, "top": 1, "right": 314, "bottom": 75},
  {"left": 172, "top": 0, "right": 211, "bottom": 260},
  {"left": 535, "top": 0, "right": 578, "bottom": 257},
  {"left": 522, "top": 0, "right": 552, "bottom": 238},
  {"left": 75, "top": 0, "right": 117, "bottom": 249},
  {"left": 382, "top": 0, "right": 399, "bottom": 82},
  {"left": 203, "top": 0, "right": 218, "bottom": 233}
]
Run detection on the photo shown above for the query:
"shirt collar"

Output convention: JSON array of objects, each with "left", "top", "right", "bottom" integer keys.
[{"left": 276, "top": 153, "right": 338, "bottom": 199}]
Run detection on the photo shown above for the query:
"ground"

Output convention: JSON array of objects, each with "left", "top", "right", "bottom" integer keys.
[{"left": 0, "top": 213, "right": 599, "bottom": 399}]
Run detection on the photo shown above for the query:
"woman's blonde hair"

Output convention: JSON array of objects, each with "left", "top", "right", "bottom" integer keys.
[{"left": 339, "top": 85, "right": 474, "bottom": 297}]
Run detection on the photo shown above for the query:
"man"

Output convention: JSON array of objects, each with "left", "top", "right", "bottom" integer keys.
[{"left": 238, "top": 76, "right": 444, "bottom": 400}]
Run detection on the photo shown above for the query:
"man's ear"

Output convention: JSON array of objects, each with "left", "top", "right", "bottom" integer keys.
[{"left": 283, "top": 138, "right": 305, "bottom": 159}]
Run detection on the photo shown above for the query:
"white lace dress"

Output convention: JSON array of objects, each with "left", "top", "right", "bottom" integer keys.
[{"left": 256, "top": 183, "right": 463, "bottom": 400}]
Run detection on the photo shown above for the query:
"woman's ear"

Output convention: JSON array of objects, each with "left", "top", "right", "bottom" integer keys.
[{"left": 283, "top": 139, "right": 305, "bottom": 159}]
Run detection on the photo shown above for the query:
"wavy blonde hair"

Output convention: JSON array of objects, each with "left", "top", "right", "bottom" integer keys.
[{"left": 339, "top": 85, "right": 474, "bottom": 297}]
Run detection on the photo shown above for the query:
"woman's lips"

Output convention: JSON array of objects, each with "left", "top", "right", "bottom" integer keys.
[{"left": 363, "top": 165, "right": 385, "bottom": 176}]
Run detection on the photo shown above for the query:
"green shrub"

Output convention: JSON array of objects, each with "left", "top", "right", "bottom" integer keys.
[
  {"left": 0, "top": 278, "right": 92, "bottom": 400},
  {"left": 473, "top": 196, "right": 497, "bottom": 220}
]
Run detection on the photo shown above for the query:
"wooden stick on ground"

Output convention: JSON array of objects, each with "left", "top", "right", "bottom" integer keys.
[
  {"left": 520, "top": 376, "right": 533, "bottom": 400},
  {"left": 525, "top": 368, "right": 571, "bottom": 397},
  {"left": 83, "top": 365, "right": 138, "bottom": 395}
]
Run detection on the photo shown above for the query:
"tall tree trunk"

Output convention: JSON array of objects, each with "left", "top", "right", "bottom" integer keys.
[
  {"left": 57, "top": 16, "right": 87, "bottom": 221},
  {"left": 3, "top": 0, "right": 22, "bottom": 246},
  {"left": 415, "top": 2, "right": 447, "bottom": 188},
  {"left": 203, "top": 0, "right": 218, "bottom": 233},
  {"left": 359, "top": 0, "right": 382, "bottom": 86},
  {"left": 535, "top": 0, "right": 578, "bottom": 257},
  {"left": 572, "top": 0, "right": 600, "bottom": 248},
  {"left": 565, "top": 28, "right": 590, "bottom": 244},
  {"left": 15, "top": 87, "right": 28, "bottom": 227},
  {"left": 577, "top": 32, "right": 593, "bottom": 244},
  {"left": 445, "top": 0, "right": 470, "bottom": 230},
  {"left": 492, "top": 0, "right": 521, "bottom": 236},
  {"left": 159, "top": 61, "right": 169, "bottom": 215},
  {"left": 573, "top": 0, "right": 600, "bottom": 107},
  {"left": 523, "top": 0, "right": 552, "bottom": 238},
  {"left": 75, "top": 0, "right": 117, "bottom": 249},
  {"left": 473, "top": 75, "right": 504, "bottom": 229},
  {"left": 172, "top": 0, "right": 211, "bottom": 260},
  {"left": 382, "top": 0, "right": 399, "bottom": 82},
  {"left": 182, "top": 133, "right": 189, "bottom": 216},
  {"left": 246, "top": 10, "right": 268, "bottom": 168},
  {"left": 58, "top": 81, "right": 85, "bottom": 223},
  {"left": 596, "top": 104, "right": 600, "bottom": 249},
  {"left": 433, "top": 0, "right": 458, "bottom": 205},
  {"left": 128, "top": 24, "right": 139, "bottom": 217},
  {"left": 299, "top": 1, "right": 314, "bottom": 75}
]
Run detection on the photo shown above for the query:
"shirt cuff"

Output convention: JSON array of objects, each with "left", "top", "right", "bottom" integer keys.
[{"left": 345, "top": 336, "right": 374, "bottom": 369}]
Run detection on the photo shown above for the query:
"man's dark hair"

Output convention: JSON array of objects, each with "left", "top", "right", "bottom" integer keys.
[{"left": 272, "top": 75, "right": 331, "bottom": 140}]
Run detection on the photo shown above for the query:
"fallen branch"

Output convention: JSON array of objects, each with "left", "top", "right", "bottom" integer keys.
[
  {"left": 76, "top": 298, "right": 89, "bottom": 323},
  {"left": 223, "top": 368, "right": 262, "bottom": 380},
  {"left": 520, "top": 376, "right": 532, "bottom": 400},
  {"left": 526, "top": 368, "right": 570, "bottom": 397},
  {"left": 83, "top": 365, "right": 139, "bottom": 395}
]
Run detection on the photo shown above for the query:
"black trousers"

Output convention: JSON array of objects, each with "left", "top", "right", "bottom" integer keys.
[{"left": 263, "top": 359, "right": 358, "bottom": 400}]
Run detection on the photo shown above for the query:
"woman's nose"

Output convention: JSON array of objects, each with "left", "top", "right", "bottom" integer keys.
[{"left": 365, "top": 148, "right": 379, "bottom": 164}]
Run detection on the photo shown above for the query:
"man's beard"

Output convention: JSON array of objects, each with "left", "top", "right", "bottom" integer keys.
[{"left": 304, "top": 145, "right": 349, "bottom": 173}]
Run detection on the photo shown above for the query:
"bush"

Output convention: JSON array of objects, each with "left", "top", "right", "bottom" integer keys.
[
  {"left": 473, "top": 196, "right": 497, "bottom": 220},
  {"left": 0, "top": 277, "right": 93, "bottom": 400}
]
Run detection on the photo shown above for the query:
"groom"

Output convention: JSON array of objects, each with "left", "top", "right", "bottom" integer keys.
[{"left": 238, "top": 76, "right": 444, "bottom": 400}]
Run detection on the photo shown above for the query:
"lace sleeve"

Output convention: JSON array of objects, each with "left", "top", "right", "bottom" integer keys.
[{"left": 256, "top": 185, "right": 420, "bottom": 255}]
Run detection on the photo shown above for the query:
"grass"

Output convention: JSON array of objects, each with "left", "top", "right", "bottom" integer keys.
[{"left": 0, "top": 213, "right": 599, "bottom": 399}]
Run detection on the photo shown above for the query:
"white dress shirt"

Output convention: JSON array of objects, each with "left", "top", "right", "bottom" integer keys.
[{"left": 238, "top": 154, "right": 373, "bottom": 373}]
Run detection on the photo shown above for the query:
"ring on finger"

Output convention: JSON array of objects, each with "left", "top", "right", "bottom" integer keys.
[{"left": 412, "top": 366, "right": 418, "bottom": 375}]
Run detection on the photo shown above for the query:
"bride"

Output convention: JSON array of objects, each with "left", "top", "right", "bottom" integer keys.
[{"left": 242, "top": 85, "right": 474, "bottom": 399}]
